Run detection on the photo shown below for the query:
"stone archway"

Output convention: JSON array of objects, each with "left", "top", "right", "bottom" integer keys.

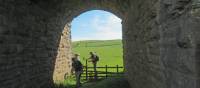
[
  {"left": 52, "top": 1, "right": 127, "bottom": 82},
  {"left": 0, "top": 0, "right": 200, "bottom": 88}
]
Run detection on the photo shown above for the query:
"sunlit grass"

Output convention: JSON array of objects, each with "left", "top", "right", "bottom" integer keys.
[
  {"left": 55, "top": 39, "right": 127, "bottom": 88},
  {"left": 54, "top": 76, "right": 76, "bottom": 88},
  {"left": 72, "top": 39, "right": 123, "bottom": 67}
]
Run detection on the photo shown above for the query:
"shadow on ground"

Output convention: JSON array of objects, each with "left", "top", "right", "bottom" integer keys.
[
  {"left": 80, "top": 77, "right": 131, "bottom": 88},
  {"left": 54, "top": 77, "right": 130, "bottom": 88}
]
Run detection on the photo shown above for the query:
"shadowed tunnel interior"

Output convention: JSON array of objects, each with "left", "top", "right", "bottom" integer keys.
[{"left": 0, "top": 0, "right": 200, "bottom": 88}]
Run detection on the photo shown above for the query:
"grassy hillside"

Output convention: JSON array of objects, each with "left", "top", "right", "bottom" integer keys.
[{"left": 72, "top": 39, "right": 123, "bottom": 67}]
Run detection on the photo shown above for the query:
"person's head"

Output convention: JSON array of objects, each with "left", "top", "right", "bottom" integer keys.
[
  {"left": 72, "top": 54, "right": 80, "bottom": 61},
  {"left": 74, "top": 54, "right": 80, "bottom": 58},
  {"left": 89, "top": 52, "right": 93, "bottom": 55},
  {"left": 72, "top": 57, "right": 76, "bottom": 61}
]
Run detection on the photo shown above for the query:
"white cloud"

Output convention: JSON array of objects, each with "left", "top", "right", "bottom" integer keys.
[
  {"left": 72, "top": 12, "right": 122, "bottom": 41},
  {"left": 89, "top": 14, "right": 122, "bottom": 40}
]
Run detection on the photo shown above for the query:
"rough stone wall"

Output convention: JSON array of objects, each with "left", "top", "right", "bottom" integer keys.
[
  {"left": 124, "top": 0, "right": 200, "bottom": 88},
  {"left": 0, "top": 0, "right": 71, "bottom": 87},
  {"left": 123, "top": 0, "right": 164, "bottom": 88},
  {"left": 53, "top": 24, "right": 72, "bottom": 82},
  {"left": 159, "top": 0, "right": 200, "bottom": 88},
  {"left": 0, "top": 1, "right": 50, "bottom": 88},
  {"left": 0, "top": 0, "right": 200, "bottom": 88}
]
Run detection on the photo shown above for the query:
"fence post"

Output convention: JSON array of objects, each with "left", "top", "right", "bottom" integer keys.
[
  {"left": 106, "top": 65, "right": 108, "bottom": 78},
  {"left": 85, "top": 59, "right": 88, "bottom": 80},
  {"left": 117, "top": 65, "right": 119, "bottom": 75}
]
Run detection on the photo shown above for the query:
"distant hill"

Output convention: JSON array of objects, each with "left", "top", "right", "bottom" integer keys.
[
  {"left": 72, "top": 39, "right": 122, "bottom": 48},
  {"left": 72, "top": 39, "right": 123, "bottom": 67}
]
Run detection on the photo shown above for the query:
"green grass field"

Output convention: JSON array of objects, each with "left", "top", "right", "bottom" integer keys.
[
  {"left": 72, "top": 39, "right": 123, "bottom": 67},
  {"left": 55, "top": 40, "right": 125, "bottom": 88}
]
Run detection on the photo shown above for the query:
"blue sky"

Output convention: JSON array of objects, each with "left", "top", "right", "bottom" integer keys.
[{"left": 71, "top": 10, "right": 122, "bottom": 41}]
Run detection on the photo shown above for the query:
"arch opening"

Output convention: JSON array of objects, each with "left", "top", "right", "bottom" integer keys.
[
  {"left": 71, "top": 10, "right": 123, "bottom": 67},
  {"left": 53, "top": 10, "right": 125, "bottom": 83}
]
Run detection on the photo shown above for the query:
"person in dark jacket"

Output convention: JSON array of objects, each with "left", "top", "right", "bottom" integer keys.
[{"left": 72, "top": 54, "right": 83, "bottom": 88}]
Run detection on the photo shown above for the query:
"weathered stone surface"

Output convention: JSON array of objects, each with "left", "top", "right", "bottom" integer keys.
[{"left": 0, "top": 0, "right": 200, "bottom": 88}]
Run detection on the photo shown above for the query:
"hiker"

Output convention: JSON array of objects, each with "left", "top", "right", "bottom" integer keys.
[
  {"left": 88, "top": 52, "right": 99, "bottom": 80},
  {"left": 72, "top": 54, "right": 83, "bottom": 88}
]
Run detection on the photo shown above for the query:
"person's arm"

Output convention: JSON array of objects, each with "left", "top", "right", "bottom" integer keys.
[
  {"left": 79, "top": 61, "right": 84, "bottom": 70},
  {"left": 87, "top": 56, "right": 92, "bottom": 62},
  {"left": 71, "top": 62, "right": 75, "bottom": 74},
  {"left": 77, "top": 61, "right": 83, "bottom": 72}
]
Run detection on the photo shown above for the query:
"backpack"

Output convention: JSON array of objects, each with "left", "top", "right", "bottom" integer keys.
[
  {"left": 95, "top": 55, "right": 99, "bottom": 61},
  {"left": 73, "top": 60, "right": 83, "bottom": 71}
]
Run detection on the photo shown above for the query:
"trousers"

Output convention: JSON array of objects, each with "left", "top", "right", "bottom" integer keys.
[{"left": 75, "top": 71, "right": 82, "bottom": 88}]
